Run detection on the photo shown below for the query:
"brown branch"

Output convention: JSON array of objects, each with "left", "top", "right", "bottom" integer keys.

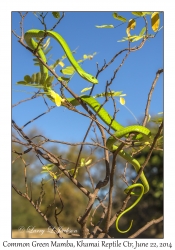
[
  {"left": 21, "top": 105, "right": 56, "bottom": 129},
  {"left": 134, "top": 121, "right": 163, "bottom": 183},
  {"left": 12, "top": 184, "right": 62, "bottom": 238},
  {"left": 128, "top": 215, "right": 163, "bottom": 238},
  {"left": 18, "top": 12, "right": 28, "bottom": 40},
  {"left": 28, "top": 134, "right": 108, "bottom": 150},
  {"left": 107, "top": 50, "right": 130, "bottom": 87},
  {"left": 73, "top": 98, "right": 108, "bottom": 177},
  {"left": 73, "top": 120, "right": 94, "bottom": 176},
  {"left": 142, "top": 68, "right": 163, "bottom": 126},
  {"left": 89, "top": 194, "right": 108, "bottom": 238},
  {"left": 12, "top": 120, "right": 91, "bottom": 198},
  {"left": 104, "top": 142, "right": 125, "bottom": 233},
  {"left": 77, "top": 124, "right": 110, "bottom": 237},
  {"left": 37, "top": 12, "right": 48, "bottom": 31},
  {"left": 96, "top": 35, "right": 151, "bottom": 79},
  {"left": 50, "top": 12, "right": 65, "bottom": 31},
  {"left": 12, "top": 91, "right": 40, "bottom": 108}
]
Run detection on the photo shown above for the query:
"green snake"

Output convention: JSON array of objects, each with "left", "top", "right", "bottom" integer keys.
[
  {"left": 24, "top": 29, "right": 151, "bottom": 233},
  {"left": 24, "top": 29, "right": 98, "bottom": 84}
]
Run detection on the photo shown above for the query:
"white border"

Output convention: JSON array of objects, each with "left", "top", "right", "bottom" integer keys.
[{"left": 1, "top": 0, "right": 174, "bottom": 248}]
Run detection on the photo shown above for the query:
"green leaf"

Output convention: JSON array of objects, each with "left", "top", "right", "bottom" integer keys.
[
  {"left": 33, "top": 58, "right": 40, "bottom": 62},
  {"left": 57, "top": 76, "right": 70, "bottom": 82},
  {"left": 94, "top": 91, "right": 124, "bottom": 98},
  {"left": 16, "top": 81, "right": 28, "bottom": 85},
  {"left": 52, "top": 12, "right": 60, "bottom": 19},
  {"left": 58, "top": 61, "right": 64, "bottom": 67},
  {"left": 62, "top": 54, "right": 67, "bottom": 59},
  {"left": 112, "top": 91, "right": 123, "bottom": 97},
  {"left": 120, "top": 97, "right": 125, "bottom": 105},
  {"left": 43, "top": 38, "right": 50, "bottom": 50},
  {"left": 44, "top": 46, "right": 53, "bottom": 55},
  {"left": 84, "top": 159, "right": 92, "bottom": 166},
  {"left": 150, "top": 112, "right": 163, "bottom": 124},
  {"left": 81, "top": 87, "right": 92, "bottom": 93},
  {"left": 126, "top": 19, "right": 136, "bottom": 36},
  {"left": 113, "top": 13, "right": 127, "bottom": 22},
  {"left": 83, "top": 53, "right": 97, "bottom": 60},
  {"left": 16, "top": 81, "right": 44, "bottom": 89},
  {"left": 46, "top": 54, "right": 53, "bottom": 62},
  {"left": 40, "top": 73, "right": 47, "bottom": 85},
  {"left": 31, "top": 73, "right": 36, "bottom": 83},
  {"left": 131, "top": 12, "right": 145, "bottom": 17},
  {"left": 148, "top": 114, "right": 151, "bottom": 122},
  {"left": 151, "top": 12, "right": 160, "bottom": 32},
  {"left": 142, "top": 12, "right": 154, "bottom": 15},
  {"left": 139, "top": 27, "right": 146, "bottom": 36},
  {"left": 50, "top": 59, "right": 62, "bottom": 70},
  {"left": 42, "top": 164, "right": 54, "bottom": 170},
  {"left": 61, "top": 48, "right": 78, "bottom": 59},
  {"left": 128, "top": 35, "right": 138, "bottom": 39},
  {"left": 131, "top": 36, "right": 143, "bottom": 42},
  {"left": 80, "top": 158, "right": 92, "bottom": 167},
  {"left": 151, "top": 117, "right": 163, "bottom": 124},
  {"left": 117, "top": 38, "right": 128, "bottom": 42},
  {"left": 44, "top": 76, "right": 55, "bottom": 87},
  {"left": 80, "top": 158, "right": 86, "bottom": 167},
  {"left": 95, "top": 25, "right": 114, "bottom": 28},
  {"left": 24, "top": 75, "right": 31, "bottom": 83},
  {"left": 77, "top": 59, "right": 83, "bottom": 64},
  {"left": 36, "top": 72, "right": 41, "bottom": 84},
  {"left": 41, "top": 163, "right": 58, "bottom": 179},
  {"left": 60, "top": 66, "right": 75, "bottom": 75},
  {"left": 54, "top": 93, "right": 63, "bottom": 107},
  {"left": 144, "top": 141, "right": 150, "bottom": 145},
  {"left": 32, "top": 84, "right": 45, "bottom": 89},
  {"left": 46, "top": 90, "right": 63, "bottom": 107}
]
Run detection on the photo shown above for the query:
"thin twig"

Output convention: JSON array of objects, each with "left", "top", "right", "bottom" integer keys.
[
  {"left": 18, "top": 12, "right": 28, "bottom": 41},
  {"left": 105, "top": 142, "right": 125, "bottom": 232},
  {"left": 12, "top": 92, "right": 40, "bottom": 108},
  {"left": 12, "top": 184, "right": 62, "bottom": 238},
  {"left": 21, "top": 106, "right": 56, "bottom": 129},
  {"left": 142, "top": 69, "right": 163, "bottom": 126},
  {"left": 50, "top": 12, "right": 65, "bottom": 31},
  {"left": 77, "top": 124, "right": 110, "bottom": 238},
  {"left": 128, "top": 215, "right": 163, "bottom": 238},
  {"left": 96, "top": 36, "right": 151, "bottom": 79},
  {"left": 134, "top": 121, "right": 163, "bottom": 183}
]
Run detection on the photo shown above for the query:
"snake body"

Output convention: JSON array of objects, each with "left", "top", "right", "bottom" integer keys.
[
  {"left": 67, "top": 95, "right": 150, "bottom": 195},
  {"left": 24, "top": 29, "right": 98, "bottom": 84},
  {"left": 24, "top": 29, "right": 151, "bottom": 233}
]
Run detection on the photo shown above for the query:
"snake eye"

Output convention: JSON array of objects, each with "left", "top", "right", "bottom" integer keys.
[{"left": 92, "top": 77, "right": 94, "bottom": 79}]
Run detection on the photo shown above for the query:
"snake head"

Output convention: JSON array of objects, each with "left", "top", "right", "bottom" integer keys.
[{"left": 81, "top": 72, "right": 98, "bottom": 84}]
